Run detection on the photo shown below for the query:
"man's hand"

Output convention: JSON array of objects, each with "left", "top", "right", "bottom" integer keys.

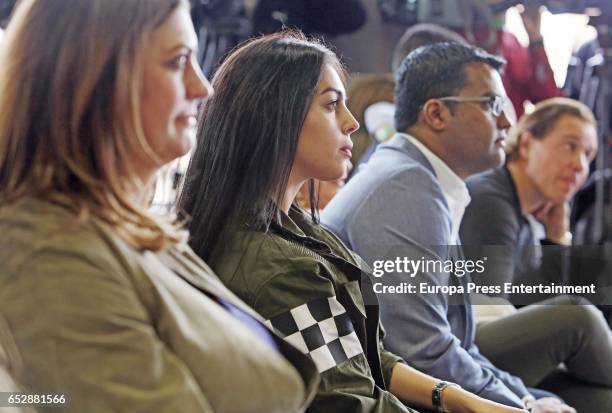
[
  {"left": 533, "top": 202, "right": 569, "bottom": 243},
  {"left": 525, "top": 397, "right": 576, "bottom": 413}
]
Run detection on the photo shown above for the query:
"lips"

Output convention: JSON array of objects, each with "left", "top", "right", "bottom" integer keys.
[
  {"left": 560, "top": 177, "right": 578, "bottom": 189},
  {"left": 494, "top": 136, "right": 506, "bottom": 146},
  {"left": 178, "top": 114, "right": 198, "bottom": 127},
  {"left": 558, "top": 176, "right": 582, "bottom": 196},
  {"left": 340, "top": 143, "right": 353, "bottom": 159}
]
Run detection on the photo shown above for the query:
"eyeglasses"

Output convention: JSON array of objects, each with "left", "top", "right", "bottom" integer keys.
[{"left": 438, "top": 95, "right": 506, "bottom": 117}]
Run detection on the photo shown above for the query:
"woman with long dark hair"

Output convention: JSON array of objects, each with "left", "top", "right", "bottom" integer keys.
[
  {"left": 0, "top": 2, "right": 318, "bottom": 411},
  {"left": 180, "top": 31, "right": 526, "bottom": 413}
]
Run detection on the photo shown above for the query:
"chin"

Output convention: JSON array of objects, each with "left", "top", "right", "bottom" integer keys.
[
  {"left": 317, "top": 166, "right": 346, "bottom": 182},
  {"left": 473, "top": 155, "right": 503, "bottom": 175},
  {"left": 491, "top": 149, "right": 505, "bottom": 167},
  {"left": 547, "top": 191, "right": 571, "bottom": 204},
  {"left": 174, "top": 135, "right": 195, "bottom": 157}
]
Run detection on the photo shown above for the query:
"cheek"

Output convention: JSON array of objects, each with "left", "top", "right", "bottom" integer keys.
[
  {"left": 156, "top": 87, "right": 181, "bottom": 125},
  {"left": 300, "top": 118, "right": 337, "bottom": 156},
  {"left": 577, "top": 169, "right": 589, "bottom": 186},
  {"left": 143, "top": 75, "right": 183, "bottom": 128},
  {"left": 525, "top": 155, "right": 547, "bottom": 182}
]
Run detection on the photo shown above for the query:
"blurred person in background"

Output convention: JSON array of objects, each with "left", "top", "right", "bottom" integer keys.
[
  {"left": 346, "top": 73, "right": 395, "bottom": 167},
  {"left": 466, "top": 0, "right": 562, "bottom": 117},
  {"left": 391, "top": 23, "right": 468, "bottom": 74}
]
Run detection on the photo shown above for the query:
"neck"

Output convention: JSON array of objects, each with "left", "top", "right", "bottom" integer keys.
[
  {"left": 278, "top": 176, "right": 304, "bottom": 215},
  {"left": 405, "top": 127, "right": 470, "bottom": 180},
  {"left": 506, "top": 161, "right": 546, "bottom": 215}
]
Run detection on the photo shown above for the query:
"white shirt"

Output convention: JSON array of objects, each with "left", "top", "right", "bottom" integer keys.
[
  {"left": 398, "top": 133, "right": 471, "bottom": 244},
  {"left": 397, "top": 135, "right": 519, "bottom": 329}
]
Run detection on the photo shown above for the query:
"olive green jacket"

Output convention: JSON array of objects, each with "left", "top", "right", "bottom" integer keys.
[
  {"left": 0, "top": 199, "right": 318, "bottom": 413},
  {"left": 208, "top": 206, "right": 418, "bottom": 413}
]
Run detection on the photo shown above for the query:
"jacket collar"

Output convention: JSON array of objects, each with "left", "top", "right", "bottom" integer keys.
[
  {"left": 272, "top": 207, "right": 365, "bottom": 283},
  {"left": 386, "top": 133, "right": 470, "bottom": 244},
  {"left": 380, "top": 133, "right": 436, "bottom": 174}
]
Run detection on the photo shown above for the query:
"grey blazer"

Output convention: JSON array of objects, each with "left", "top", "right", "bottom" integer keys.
[
  {"left": 321, "top": 135, "right": 529, "bottom": 408},
  {"left": 0, "top": 198, "right": 318, "bottom": 413}
]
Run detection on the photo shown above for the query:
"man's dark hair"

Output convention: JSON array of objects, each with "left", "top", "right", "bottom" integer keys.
[
  {"left": 391, "top": 23, "right": 467, "bottom": 74},
  {"left": 394, "top": 42, "right": 505, "bottom": 132}
]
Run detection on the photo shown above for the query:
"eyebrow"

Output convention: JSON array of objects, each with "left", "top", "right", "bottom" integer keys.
[
  {"left": 166, "top": 43, "right": 198, "bottom": 56},
  {"left": 320, "top": 87, "right": 344, "bottom": 97},
  {"left": 564, "top": 135, "right": 597, "bottom": 156}
]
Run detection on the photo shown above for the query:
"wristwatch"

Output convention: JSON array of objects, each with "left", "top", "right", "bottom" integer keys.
[{"left": 432, "top": 381, "right": 461, "bottom": 413}]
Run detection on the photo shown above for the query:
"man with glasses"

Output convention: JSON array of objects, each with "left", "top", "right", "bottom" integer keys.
[
  {"left": 438, "top": 95, "right": 505, "bottom": 116},
  {"left": 322, "top": 43, "right": 580, "bottom": 412}
]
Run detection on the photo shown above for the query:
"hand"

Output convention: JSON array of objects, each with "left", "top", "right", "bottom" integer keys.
[
  {"left": 533, "top": 202, "right": 569, "bottom": 243},
  {"left": 525, "top": 397, "right": 576, "bottom": 413},
  {"left": 520, "top": 4, "right": 543, "bottom": 42}
]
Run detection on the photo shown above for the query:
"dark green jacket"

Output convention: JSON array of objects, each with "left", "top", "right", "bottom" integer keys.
[{"left": 208, "top": 206, "right": 418, "bottom": 413}]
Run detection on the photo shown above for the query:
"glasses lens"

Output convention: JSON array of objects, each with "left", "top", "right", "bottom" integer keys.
[{"left": 491, "top": 96, "right": 503, "bottom": 117}]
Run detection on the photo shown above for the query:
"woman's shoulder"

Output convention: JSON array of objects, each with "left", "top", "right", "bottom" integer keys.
[
  {"left": 209, "top": 226, "right": 336, "bottom": 312},
  {"left": 0, "top": 198, "right": 138, "bottom": 277},
  {"left": 211, "top": 226, "right": 324, "bottom": 278}
]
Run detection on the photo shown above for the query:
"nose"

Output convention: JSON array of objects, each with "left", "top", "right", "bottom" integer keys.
[
  {"left": 496, "top": 110, "right": 512, "bottom": 131},
  {"left": 343, "top": 107, "right": 360, "bottom": 135},
  {"left": 572, "top": 151, "right": 589, "bottom": 175},
  {"left": 186, "top": 57, "right": 213, "bottom": 101}
]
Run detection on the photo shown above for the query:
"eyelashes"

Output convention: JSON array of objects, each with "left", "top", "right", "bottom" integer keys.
[
  {"left": 169, "top": 54, "right": 188, "bottom": 69},
  {"left": 166, "top": 49, "right": 193, "bottom": 70},
  {"left": 326, "top": 100, "right": 339, "bottom": 110}
]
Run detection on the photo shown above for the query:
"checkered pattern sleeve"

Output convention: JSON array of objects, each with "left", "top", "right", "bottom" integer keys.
[{"left": 264, "top": 295, "right": 364, "bottom": 373}]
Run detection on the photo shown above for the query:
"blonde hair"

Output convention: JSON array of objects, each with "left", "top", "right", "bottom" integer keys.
[
  {"left": 506, "top": 97, "right": 597, "bottom": 162},
  {"left": 0, "top": 0, "right": 188, "bottom": 250},
  {"left": 347, "top": 73, "right": 395, "bottom": 165}
]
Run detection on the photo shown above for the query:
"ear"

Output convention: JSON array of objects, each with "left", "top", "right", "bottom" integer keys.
[
  {"left": 518, "top": 130, "right": 533, "bottom": 160},
  {"left": 421, "top": 99, "right": 449, "bottom": 132}
]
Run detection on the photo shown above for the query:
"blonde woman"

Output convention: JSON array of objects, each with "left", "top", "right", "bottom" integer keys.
[{"left": 0, "top": 1, "right": 317, "bottom": 412}]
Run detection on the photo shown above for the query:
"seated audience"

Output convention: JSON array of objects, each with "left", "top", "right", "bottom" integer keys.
[
  {"left": 179, "top": 31, "right": 526, "bottom": 413},
  {"left": 322, "top": 41, "right": 612, "bottom": 413},
  {"left": 0, "top": 1, "right": 319, "bottom": 412}
]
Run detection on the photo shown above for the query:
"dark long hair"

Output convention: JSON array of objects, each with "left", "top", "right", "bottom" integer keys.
[{"left": 178, "top": 31, "right": 343, "bottom": 261}]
